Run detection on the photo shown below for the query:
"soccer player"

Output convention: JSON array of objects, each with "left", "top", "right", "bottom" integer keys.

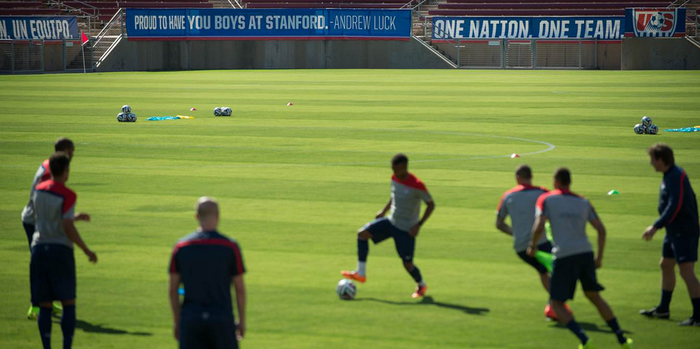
[
  {"left": 341, "top": 154, "right": 435, "bottom": 298},
  {"left": 496, "top": 165, "right": 558, "bottom": 318},
  {"left": 640, "top": 143, "right": 700, "bottom": 326},
  {"left": 527, "top": 168, "right": 632, "bottom": 349},
  {"left": 169, "top": 197, "right": 246, "bottom": 349},
  {"left": 22, "top": 138, "right": 74, "bottom": 319},
  {"left": 31, "top": 152, "right": 97, "bottom": 349}
]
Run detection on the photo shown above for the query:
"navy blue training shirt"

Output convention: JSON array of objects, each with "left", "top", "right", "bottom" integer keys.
[
  {"left": 169, "top": 230, "right": 245, "bottom": 310},
  {"left": 654, "top": 165, "right": 700, "bottom": 235}
]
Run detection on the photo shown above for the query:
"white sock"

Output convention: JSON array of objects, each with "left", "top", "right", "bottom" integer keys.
[
  {"left": 357, "top": 261, "right": 366, "bottom": 276},
  {"left": 418, "top": 280, "right": 426, "bottom": 287}
]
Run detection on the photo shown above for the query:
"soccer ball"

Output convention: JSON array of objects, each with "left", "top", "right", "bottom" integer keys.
[
  {"left": 127, "top": 113, "right": 137, "bottom": 122},
  {"left": 117, "top": 112, "right": 126, "bottom": 122},
  {"left": 649, "top": 12, "right": 666, "bottom": 31},
  {"left": 222, "top": 107, "right": 232, "bottom": 116},
  {"left": 214, "top": 107, "right": 223, "bottom": 116},
  {"left": 634, "top": 124, "right": 645, "bottom": 134},
  {"left": 336, "top": 279, "right": 356, "bottom": 300},
  {"left": 648, "top": 124, "right": 659, "bottom": 134},
  {"left": 641, "top": 116, "right": 652, "bottom": 127},
  {"left": 122, "top": 105, "right": 131, "bottom": 114}
]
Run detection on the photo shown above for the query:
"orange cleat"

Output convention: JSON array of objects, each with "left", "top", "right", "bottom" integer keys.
[
  {"left": 544, "top": 303, "right": 573, "bottom": 321},
  {"left": 411, "top": 285, "right": 428, "bottom": 298},
  {"left": 341, "top": 270, "right": 366, "bottom": 283}
]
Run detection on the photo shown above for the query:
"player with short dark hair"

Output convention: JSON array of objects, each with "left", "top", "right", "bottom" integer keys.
[
  {"left": 31, "top": 152, "right": 97, "bottom": 349},
  {"left": 22, "top": 138, "right": 76, "bottom": 319},
  {"left": 496, "top": 165, "right": 558, "bottom": 318},
  {"left": 341, "top": 153, "right": 436, "bottom": 298},
  {"left": 169, "top": 197, "right": 246, "bottom": 349},
  {"left": 640, "top": 143, "right": 700, "bottom": 326},
  {"left": 527, "top": 168, "right": 632, "bottom": 349}
]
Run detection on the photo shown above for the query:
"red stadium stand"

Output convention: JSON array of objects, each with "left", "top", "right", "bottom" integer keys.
[{"left": 427, "top": 1, "right": 670, "bottom": 17}]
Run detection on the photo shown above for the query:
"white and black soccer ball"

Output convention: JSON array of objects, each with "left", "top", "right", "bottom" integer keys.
[
  {"left": 117, "top": 112, "right": 126, "bottom": 122},
  {"left": 634, "top": 123, "right": 645, "bottom": 134},
  {"left": 214, "top": 107, "right": 223, "bottom": 116},
  {"left": 336, "top": 279, "right": 356, "bottom": 300},
  {"left": 641, "top": 116, "right": 652, "bottom": 127},
  {"left": 122, "top": 105, "right": 132, "bottom": 114},
  {"left": 127, "top": 113, "right": 137, "bottom": 122},
  {"left": 648, "top": 124, "right": 659, "bottom": 134},
  {"left": 648, "top": 12, "right": 666, "bottom": 31},
  {"left": 222, "top": 107, "right": 232, "bottom": 116}
]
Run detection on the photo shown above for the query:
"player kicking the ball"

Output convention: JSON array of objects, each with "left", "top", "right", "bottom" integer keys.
[
  {"left": 527, "top": 168, "right": 632, "bottom": 349},
  {"left": 341, "top": 154, "right": 435, "bottom": 298}
]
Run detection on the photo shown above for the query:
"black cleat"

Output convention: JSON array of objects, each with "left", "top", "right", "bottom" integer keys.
[
  {"left": 678, "top": 317, "right": 700, "bottom": 327},
  {"left": 639, "top": 307, "right": 670, "bottom": 319}
]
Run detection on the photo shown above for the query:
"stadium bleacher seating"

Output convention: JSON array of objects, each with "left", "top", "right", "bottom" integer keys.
[
  {"left": 0, "top": 1, "right": 62, "bottom": 16},
  {"left": 428, "top": 1, "right": 671, "bottom": 17},
  {"left": 62, "top": 1, "right": 214, "bottom": 22}
]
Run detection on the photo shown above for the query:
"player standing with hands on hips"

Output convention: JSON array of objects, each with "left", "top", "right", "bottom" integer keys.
[
  {"left": 342, "top": 154, "right": 435, "bottom": 298},
  {"left": 640, "top": 143, "right": 700, "bottom": 326}
]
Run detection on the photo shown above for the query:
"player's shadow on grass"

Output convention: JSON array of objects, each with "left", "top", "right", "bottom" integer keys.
[
  {"left": 52, "top": 318, "right": 152, "bottom": 336},
  {"left": 551, "top": 321, "right": 633, "bottom": 335},
  {"left": 359, "top": 296, "right": 490, "bottom": 316}
]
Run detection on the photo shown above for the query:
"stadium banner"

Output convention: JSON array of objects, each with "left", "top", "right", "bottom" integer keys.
[
  {"left": 125, "top": 8, "right": 411, "bottom": 40},
  {"left": 624, "top": 8, "right": 686, "bottom": 37},
  {"left": 431, "top": 17, "right": 624, "bottom": 41},
  {"left": 0, "top": 16, "right": 78, "bottom": 40}
]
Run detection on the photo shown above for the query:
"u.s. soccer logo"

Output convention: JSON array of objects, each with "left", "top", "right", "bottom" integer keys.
[{"left": 633, "top": 9, "right": 677, "bottom": 37}]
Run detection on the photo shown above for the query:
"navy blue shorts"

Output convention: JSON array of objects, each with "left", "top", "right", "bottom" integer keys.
[
  {"left": 517, "top": 241, "right": 553, "bottom": 274},
  {"left": 30, "top": 244, "right": 76, "bottom": 304},
  {"left": 550, "top": 252, "right": 604, "bottom": 302},
  {"left": 22, "top": 222, "right": 34, "bottom": 251},
  {"left": 663, "top": 231, "right": 699, "bottom": 264},
  {"left": 180, "top": 306, "right": 238, "bottom": 349},
  {"left": 361, "top": 218, "right": 415, "bottom": 262}
]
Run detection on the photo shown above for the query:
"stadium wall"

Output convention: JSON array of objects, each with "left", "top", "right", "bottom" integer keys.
[
  {"left": 97, "top": 39, "right": 455, "bottom": 71},
  {"left": 621, "top": 38, "right": 700, "bottom": 70}
]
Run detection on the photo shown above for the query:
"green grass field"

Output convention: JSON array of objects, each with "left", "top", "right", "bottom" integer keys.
[{"left": 1, "top": 70, "right": 699, "bottom": 349}]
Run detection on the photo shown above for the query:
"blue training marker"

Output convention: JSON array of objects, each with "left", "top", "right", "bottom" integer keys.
[{"left": 178, "top": 287, "right": 185, "bottom": 295}]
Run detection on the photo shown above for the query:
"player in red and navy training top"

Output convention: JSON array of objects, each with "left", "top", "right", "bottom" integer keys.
[
  {"left": 496, "top": 165, "right": 561, "bottom": 319},
  {"left": 341, "top": 154, "right": 435, "bottom": 298},
  {"left": 31, "top": 152, "right": 97, "bottom": 349},
  {"left": 641, "top": 143, "right": 700, "bottom": 326},
  {"left": 169, "top": 197, "right": 246, "bottom": 349},
  {"left": 528, "top": 168, "right": 632, "bottom": 348},
  {"left": 21, "top": 137, "right": 75, "bottom": 320}
]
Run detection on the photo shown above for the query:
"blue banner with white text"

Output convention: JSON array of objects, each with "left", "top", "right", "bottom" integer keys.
[
  {"left": 432, "top": 17, "right": 624, "bottom": 41},
  {"left": 126, "top": 8, "right": 411, "bottom": 40},
  {"left": 0, "top": 16, "right": 78, "bottom": 40}
]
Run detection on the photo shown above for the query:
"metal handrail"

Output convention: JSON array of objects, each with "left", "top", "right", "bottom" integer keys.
[
  {"left": 228, "top": 0, "right": 244, "bottom": 9},
  {"left": 667, "top": 0, "right": 691, "bottom": 9},
  {"left": 49, "top": 0, "right": 99, "bottom": 18},
  {"left": 93, "top": 8, "right": 123, "bottom": 48}
]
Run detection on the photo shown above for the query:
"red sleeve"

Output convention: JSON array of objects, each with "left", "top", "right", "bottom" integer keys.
[
  {"left": 535, "top": 193, "right": 548, "bottom": 212},
  {"left": 169, "top": 246, "right": 181, "bottom": 274},
  {"left": 231, "top": 243, "right": 245, "bottom": 276}
]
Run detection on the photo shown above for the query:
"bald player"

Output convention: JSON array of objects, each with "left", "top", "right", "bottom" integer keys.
[
  {"left": 528, "top": 168, "right": 632, "bottom": 349},
  {"left": 496, "top": 165, "right": 556, "bottom": 318},
  {"left": 169, "top": 197, "right": 246, "bottom": 349},
  {"left": 22, "top": 137, "right": 75, "bottom": 319}
]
